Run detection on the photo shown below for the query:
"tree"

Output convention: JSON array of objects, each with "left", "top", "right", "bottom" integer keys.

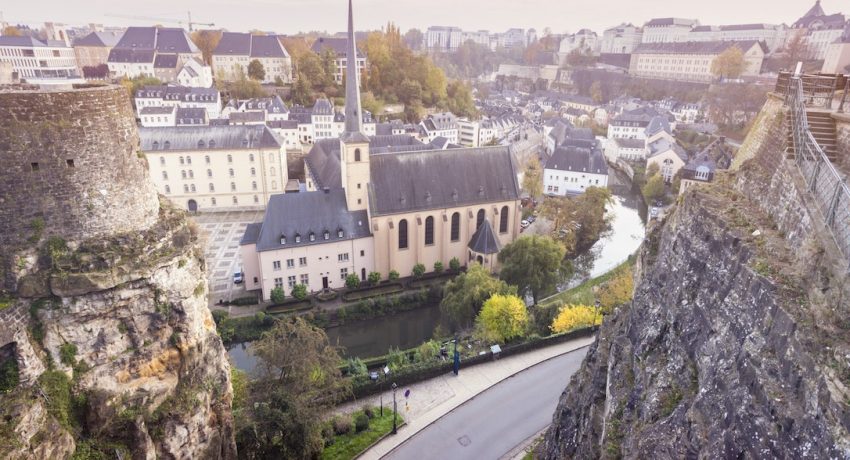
[
  {"left": 2, "top": 26, "right": 22, "bottom": 37},
  {"left": 248, "top": 59, "right": 266, "bottom": 81},
  {"left": 711, "top": 47, "right": 745, "bottom": 80},
  {"left": 190, "top": 30, "right": 222, "bottom": 65},
  {"left": 642, "top": 173, "right": 666, "bottom": 202},
  {"left": 440, "top": 263, "right": 517, "bottom": 330},
  {"left": 444, "top": 80, "right": 478, "bottom": 118},
  {"left": 237, "top": 317, "right": 349, "bottom": 458},
  {"left": 368, "top": 271, "right": 382, "bottom": 285},
  {"left": 291, "top": 73, "right": 313, "bottom": 106},
  {"left": 345, "top": 273, "right": 361, "bottom": 289},
  {"left": 475, "top": 294, "right": 530, "bottom": 343},
  {"left": 82, "top": 64, "right": 109, "bottom": 79},
  {"left": 590, "top": 81, "right": 604, "bottom": 104},
  {"left": 270, "top": 287, "right": 286, "bottom": 304},
  {"left": 291, "top": 284, "right": 308, "bottom": 300},
  {"left": 522, "top": 156, "right": 543, "bottom": 199},
  {"left": 403, "top": 29, "right": 424, "bottom": 51},
  {"left": 597, "top": 266, "right": 634, "bottom": 314},
  {"left": 550, "top": 304, "right": 602, "bottom": 333},
  {"left": 780, "top": 30, "right": 812, "bottom": 69},
  {"left": 498, "top": 235, "right": 566, "bottom": 304},
  {"left": 120, "top": 75, "right": 163, "bottom": 98},
  {"left": 538, "top": 187, "right": 612, "bottom": 255}
]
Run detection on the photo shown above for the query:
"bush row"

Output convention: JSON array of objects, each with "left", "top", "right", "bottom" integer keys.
[{"left": 336, "top": 285, "right": 443, "bottom": 325}]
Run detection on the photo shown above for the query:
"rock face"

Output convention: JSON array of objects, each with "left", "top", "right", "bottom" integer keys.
[
  {"left": 0, "top": 85, "right": 235, "bottom": 459},
  {"left": 541, "top": 96, "right": 850, "bottom": 458}
]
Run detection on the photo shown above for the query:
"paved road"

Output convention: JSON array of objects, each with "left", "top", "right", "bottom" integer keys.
[{"left": 384, "top": 347, "right": 588, "bottom": 460}]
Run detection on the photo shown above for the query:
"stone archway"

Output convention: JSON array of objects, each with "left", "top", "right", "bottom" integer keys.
[{"left": 187, "top": 199, "right": 198, "bottom": 213}]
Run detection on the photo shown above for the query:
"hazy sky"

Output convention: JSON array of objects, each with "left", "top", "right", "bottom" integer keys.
[{"left": 1, "top": 0, "right": 842, "bottom": 35}]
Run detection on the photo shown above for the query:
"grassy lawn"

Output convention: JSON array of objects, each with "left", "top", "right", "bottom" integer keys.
[
  {"left": 538, "top": 258, "right": 634, "bottom": 309},
  {"left": 322, "top": 410, "right": 402, "bottom": 460}
]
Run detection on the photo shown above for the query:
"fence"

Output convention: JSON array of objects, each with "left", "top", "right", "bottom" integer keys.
[
  {"left": 776, "top": 71, "right": 848, "bottom": 110},
  {"left": 786, "top": 76, "right": 850, "bottom": 270}
]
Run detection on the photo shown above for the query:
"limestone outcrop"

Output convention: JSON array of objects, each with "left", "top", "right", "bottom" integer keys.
[{"left": 540, "top": 96, "right": 850, "bottom": 458}]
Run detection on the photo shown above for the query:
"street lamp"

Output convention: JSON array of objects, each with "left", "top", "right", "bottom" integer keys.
[{"left": 391, "top": 382, "right": 398, "bottom": 434}]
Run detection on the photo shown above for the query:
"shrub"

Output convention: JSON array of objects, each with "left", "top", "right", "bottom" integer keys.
[
  {"left": 0, "top": 357, "right": 19, "bottom": 394},
  {"left": 368, "top": 271, "right": 382, "bottom": 284},
  {"left": 412, "top": 263, "right": 426, "bottom": 278},
  {"left": 270, "top": 287, "right": 285, "bottom": 304},
  {"left": 475, "top": 294, "right": 529, "bottom": 343},
  {"left": 346, "top": 357, "right": 367, "bottom": 376},
  {"left": 354, "top": 413, "right": 370, "bottom": 433},
  {"left": 59, "top": 343, "right": 77, "bottom": 367},
  {"left": 333, "top": 416, "right": 352, "bottom": 435},
  {"left": 388, "top": 270, "right": 400, "bottom": 281},
  {"left": 291, "top": 284, "right": 308, "bottom": 300},
  {"left": 449, "top": 257, "right": 461, "bottom": 272},
  {"left": 387, "top": 347, "right": 407, "bottom": 371},
  {"left": 321, "top": 424, "right": 335, "bottom": 447},
  {"left": 434, "top": 261, "right": 444, "bottom": 274},
  {"left": 550, "top": 304, "right": 602, "bottom": 333},
  {"left": 363, "top": 405, "right": 375, "bottom": 419},
  {"left": 345, "top": 273, "right": 361, "bottom": 289}
]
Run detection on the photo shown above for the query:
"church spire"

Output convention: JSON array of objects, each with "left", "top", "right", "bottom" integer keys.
[{"left": 344, "top": 0, "right": 364, "bottom": 135}]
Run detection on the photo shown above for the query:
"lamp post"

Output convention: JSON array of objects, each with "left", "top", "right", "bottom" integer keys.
[
  {"left": 452, "top": 337, "right": 460, "bottom": 376},
  {"left": 391, "top": 382, "right": 398, "bottom": 434}
]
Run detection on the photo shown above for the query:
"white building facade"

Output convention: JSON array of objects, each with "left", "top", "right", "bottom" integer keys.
[{"left": 0, "top": 36, "right": 83, "bottom": 85}]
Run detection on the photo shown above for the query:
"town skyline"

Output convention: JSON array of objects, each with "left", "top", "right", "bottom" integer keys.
[{"left": 2, "top": 0, "right": 841, "bottom": 36}]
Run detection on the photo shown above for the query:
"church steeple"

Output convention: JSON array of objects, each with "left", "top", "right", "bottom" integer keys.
[{"left": 344, "top": 0, "right": 364, "bottom": 136}]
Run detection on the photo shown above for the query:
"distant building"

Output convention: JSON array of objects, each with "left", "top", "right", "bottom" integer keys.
[
  {"left": 629, "top": 40, "right": 766, "bottom": 83},
  {"left": 679, "top": 138, "right": 733, "bottom": 194},
  {"left": 646, "top": 137, "right": 688, "bottom": 183},
  {"left": 425, "top": 26, "right": 464, "bottom": 52},
  {"left": 135, "top": 85, "right": 222, "bottom": 120},
  {"left": 544, "top": 144, "right": 609, "bottom": 196},
  {"left": 458, "top": 115, "right": 523, "bottom": 147},
  {"left": 419, "top": 112, "right": 459, "bottom": 144},
  {"left": 497, "top": 28, "right": 529, "bottom": 49},
  {"left": 688, "top": 24, "right": 789, "bottom": 53},
  {"left": 310, "top": 37, "right": 366, "bottom": 84},
  {"left": 612, "top": 138, "right": 646, "bottom": 161},
  {"left": 287, "top": 98, "right": 376, "bottom": 144},
  {"left": 607, "top": 107, "right": 671, "bottom": 140},
  {"left": 0, "top": 61, "right": 17, "bottom": 84},
  {"left": 793, "top": 0, "right": 847, "bottom": 60},
  {"left": 72, "top": 31, "right": 121, "bottom": 73},
  {"left": 822, "top": 25, "right": 850, "bottom": 73},
  {"left": 0, "top": 36, "right": 83, "bottom": 85},
  {"left": 140, "top": 125, "right": 287, "bottom": 212},
  {"left": 212, "top": 32, "right": 292, "bottom": 84},
  {"left": 641, "top": 18, "right": 699, "bottom": 44},
  {"left": 176, "top": 57, "right": 213, "bottom": 88},
  {"left": 557, "top": 29, "right": 600, "bottom": 64},
  {"left": 601, "top": 23, "right": 643, "bottom": 54},
  {"left": 107, "top": 27, "right": 201, "bottom": 79}
]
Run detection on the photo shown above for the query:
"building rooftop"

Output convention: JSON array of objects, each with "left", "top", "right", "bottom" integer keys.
[
  {"left": 310, "top": 36, "right": 364, "bottom": 58},
  {"left": 73, "top": 31, "right": 122, "bottom": 47},
  {"left": 212, "top": 32, "right": 290, "bottom": 58},
  {"left": 545, "top": 145, "right": 608, "bottom": 175},
  {"left": 633, "top": 40, "right": 766, "bottom": 55},
  {"left": 139, "top": 106, "right": 176, "bottom": 115},
  {"left": 113, "top": 27, "right": 198, "bottom": 54},
  {"left": 250, "top": 189, "right": 371, "bottom": 251},
  {"left": 468, "top": 220, "right": 501, "bottom": 255},
  {"left": 139, "top": 125, "right": 281, "bottom": 151}
]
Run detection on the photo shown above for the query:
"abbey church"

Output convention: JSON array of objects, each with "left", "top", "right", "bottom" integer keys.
[{"left": 240, "top": 0, "right": 521, "bottom": 300}]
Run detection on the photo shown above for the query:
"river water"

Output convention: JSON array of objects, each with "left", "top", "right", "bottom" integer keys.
[{"left": 228, "top": 171, "right": 646, "bottom": 373}]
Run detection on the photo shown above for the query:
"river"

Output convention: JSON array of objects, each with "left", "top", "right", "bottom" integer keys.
[{"left": 228, "top": 170, "right": 646, "bottom": 373}]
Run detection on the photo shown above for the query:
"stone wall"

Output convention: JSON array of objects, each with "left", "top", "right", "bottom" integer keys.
[{"left": 0, "top": 85, "right": 159, "bottom": 253}]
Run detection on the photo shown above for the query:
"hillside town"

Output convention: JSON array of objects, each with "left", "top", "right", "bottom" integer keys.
[{"left": 1, "top": 1, "right": 849, "bottom": 459}]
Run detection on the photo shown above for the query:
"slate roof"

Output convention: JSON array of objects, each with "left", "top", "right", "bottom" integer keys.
[
  {"left": 140, "top": 106, "right": 176, "bottom": 115},
  {"left": 154, "top": 54, "right": 178, "bottom": 69},
  {"left": 312, "top": 98, "right": 334, "bottom": 115},
  {"left": 611, "top": 106, "right": 662, "bottom": 125},
  {"left": 251, "top": 189, "right": 371, "bottom": 252},
  {"left": 645, "top": 116, "right": 672, "bottom": 137},
  {"left": 645, "top": 18, "right": 697, "bottom": 27},
  {"left": 229, "top": 111, "right": 265, "bottom": 123},
  {"left": 421, "top": 112, "right": 458, "bottom": 132},
  {"left": 267, "top": 120, "right": 299, "bottom": 129},
  {"left": 175, "top": 107, "right": 207, "bottom": 125},
  {"left": 633, "top": 40, "right": 765, "bottom": 55},
  {"left": 311, "top": 37, "right": 364, "bottom": 58},
  {"left": 468, "top": 221, "right": 501, "bottom": 255},
  {"left": 647, "top": 138, "right": 688, "bottom": 161},
  {"left": 240, "top": 96, "right": 288, "bottom": 114},
  {"left": 212, "top": 32, "right": 290, "bottom": 58},
  {"left": 305, "top": 136, "right": 427, "bottom": 189},
  {"left": 241, "top": 222, "right": 262, "bottom": 245},
  {"left": 73, "top": 31, "right": 121, "bottom": 47},
  {"left": 367, "top": 146, "right": 520, "bottom": 216},
  {"left": 136, "top": 85, "right": 219, "bottom": 102},
  {"left": 113, "top": 27, "right": 198, "bottom": 53},
  {"left": 108, "top": 48, "right": 155, "bottom": 63},
  {"left": 544, "top": 145, "right": 608, "bottom": 175},
  {"left": 0, "top": 36, "right": 49, "bottom": 47},
  {"left": 614, "top": 138, "right": 646, "bottom": 149},
  {"left": 139, "top": 125, "right": 281, "bottom": 151}
]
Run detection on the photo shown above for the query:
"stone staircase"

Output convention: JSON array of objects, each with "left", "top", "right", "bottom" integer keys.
[{"left": 785, "top": 109, "right": 838, "bottom": 162}]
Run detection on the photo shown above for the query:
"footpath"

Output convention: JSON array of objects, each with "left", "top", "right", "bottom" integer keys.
[{"left": 334, "top": 335, "right": 595, "bottom": 460}]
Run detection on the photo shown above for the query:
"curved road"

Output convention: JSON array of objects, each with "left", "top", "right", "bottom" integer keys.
[{"left": 384, "top": 347, "right": 588, "bottom": 460}]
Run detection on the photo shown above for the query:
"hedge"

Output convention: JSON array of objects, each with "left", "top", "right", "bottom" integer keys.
[
  {"left": 266, "top": 302, "right": 313, "bottom": 315},
  {"left": 340, "top": 283, "right": 405, "bottom": 302},
  {"left": 334, "top": 286, "right": 442, "bottom": 325},
  {"left": 345, "top": 326, "right": 597, "bottom": 401}
]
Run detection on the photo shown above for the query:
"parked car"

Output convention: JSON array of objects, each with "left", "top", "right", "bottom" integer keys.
[
  {"left": 233, "top": 271, "right": 244, "bottom": 284},
  {"left": 527, "top": 215, "right": 536, "bottom": 223},
  {"left": 521, "top": 219, "right": 530, "bottom": 228}
]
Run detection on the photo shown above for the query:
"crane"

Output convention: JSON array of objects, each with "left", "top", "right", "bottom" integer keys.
[{"left": 105, "top": 11, "right": 214, "bottom": 31}]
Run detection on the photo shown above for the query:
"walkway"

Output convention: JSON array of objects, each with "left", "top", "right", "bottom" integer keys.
[{"left": 335, "top": 335, "right": 595, "bottom": 460}]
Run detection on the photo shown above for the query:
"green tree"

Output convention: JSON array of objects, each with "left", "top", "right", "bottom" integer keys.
[
  {"left": 642, "top": 173, "right": 666, "bottom": 202},
  {"left": 247, "top": 59, "right": 266, "bottom": 81},
  {"left": 270, "top": 287, "right": 285, "bottom": 304},
  {"left": 403, "top": 28, "right": 424, "bottom": 51},
  {"left": 237, "top": 317, "right": 350, "bottom": 458},
  {"left": 345, "top": 273, "right": 361, "bottom": 289},
  {"left": 444, "top": 80, "right": 478, "bottom": 118},
  {"left": 440, "top": 263, "right": 517, "bottom": 330},
  {"left": 345, "top": 357, "right": 367, "bottom": 376},
  {"left": 475, "top": 294, "right": 529, "bottom": 343},
  {"left": 291, "top": 73, "right": 313, "bottom": 106},
  {"left": 368, "top": 271, "right": 382, "bottom": 285},
  {"left": 711, "top": 47, "right": 745, "bottom": 80},
  {"left": 590, "top": 81, "right": 604, "bottom": 103},
  {"left": 498, "top": 235, "right": 567, "bottom": 304},
  {"left": 291, "top": 284, "right": 308, "bottom": 300},
  {"left": 522, "top": 156, "right": 543, "bottom": 199}
]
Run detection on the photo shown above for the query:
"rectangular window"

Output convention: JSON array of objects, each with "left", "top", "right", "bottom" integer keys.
[
  {"left": 300, "top": 274, "right": 309, "bottom": 285},
  {"left": 340, "top": 268, "right": 348, "bottom": 280},
  {"left": 273, "top": 261, "right": 281, "bottom": 271},
  {"left": 299, "top": 257, "right": 307, "bottom": 267},
  {"left": 338, "top": 253, "right": 349, "bottom": 262},
  {"left": 274, "top": 277, "right": 284, "bottom": 289},
  {"left": 287, "top": 275, "right": 297, "bottom": 288},
  {"left": 286, "top": 259, "right": 295, "bottom": 268}
]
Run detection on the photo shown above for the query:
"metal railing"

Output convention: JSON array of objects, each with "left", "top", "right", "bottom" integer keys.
[
  {"left": 776, "top": 71, "right": 845, "bottom": 109},
  {"left": 787, "top": 75, "right": 850, "bottom": 270}
]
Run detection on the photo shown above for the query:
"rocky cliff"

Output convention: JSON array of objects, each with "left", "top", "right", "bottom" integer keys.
[
  {"left": 541, "top": 95, "right": 850, "bottom": 458},
  {"left": 0, "top": 85, "right": 235, "bottom": 459}
]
